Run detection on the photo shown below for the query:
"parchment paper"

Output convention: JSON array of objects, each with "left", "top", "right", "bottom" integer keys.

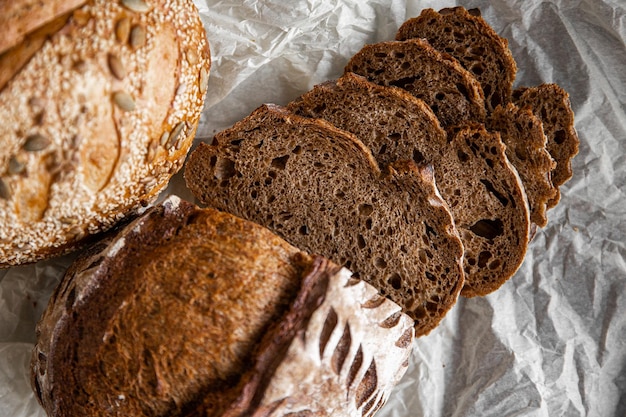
[{"left": 1, "top": 0, "right": 625, "bottom": 416}]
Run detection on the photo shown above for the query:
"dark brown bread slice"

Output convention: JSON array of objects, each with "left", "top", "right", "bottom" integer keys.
[
  {"left": 513, "top": 84, "right": 579, "bottom": 207},
  {"left": 32, "top": 196, "right": 414, "bottom": 416},
  {"left": 344, "top": 38, "right": 486, "bottom": 129},
  {"left": 185, "top": 104, "right": 465, "bottom": 335},
  {"left": 287, "top": 73, "right": 531, "bottom": 297},
  {"left": 488, "top": 103, "right": 557, "bottom": 227},
  {"left": 396, "top": 7, "right": 517, "bottom": 112}
]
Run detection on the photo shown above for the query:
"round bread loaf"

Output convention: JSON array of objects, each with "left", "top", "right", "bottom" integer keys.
[
  {"left": 0, "top": 0, "right": 211, "bottom": 267},
  {"left": 31, "top": 196, "right": 414, "bottom": 416}
]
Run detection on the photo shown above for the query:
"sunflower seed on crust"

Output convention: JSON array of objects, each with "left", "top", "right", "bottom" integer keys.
[
  {"left": 116, "top": 17, "right": 131, "bottom": 44},
  {"left": 167, "top": 122, "right": 185, "bottom": 149},
  {"left": 108, "top": 54, "right": 126, "bottom": 80},
  {"left": 0, "top": 179, "right": 11, "bottom": 200},
  {"left": 112, "top": 91, "right": 135, "bottom": 112},
  {"left": 121, "top": 0, "right": 151, "bottom": 13},
  {"left": 130, "top": 24, "right": 146, "bottom": 48},
  {"left": 24, "top": 134, "right": 50, "bottom": 151},
  {"left": 199, "top": 67, "right": 209, "bottom": 94},
  {"left": 8, "top": 157, "right": 25, "bottom": 175}
]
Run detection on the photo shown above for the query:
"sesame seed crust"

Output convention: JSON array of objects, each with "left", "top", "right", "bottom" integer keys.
[{"left": 0, "top": 0, "right": 211, "bottom": 267}]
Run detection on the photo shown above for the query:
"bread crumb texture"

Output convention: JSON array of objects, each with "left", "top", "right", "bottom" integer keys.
[{"left": 0, "top": 0, "right": 211, "bottom": 266}]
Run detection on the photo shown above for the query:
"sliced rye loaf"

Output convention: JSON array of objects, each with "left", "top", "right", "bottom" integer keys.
[
  {"left": 344, "top": 38, "right": 486, "bottom": 129},
  {"left": 396, "top": 7, "right": 517, "bottom": 112},
  {"left": 488, "top": 103, "right": 557, "bottom": 227},
  {"left": 512, "top": 84, "right": 580, "bottom": 207},
  {"left": 287, "top": 73, "right": 531, "bottom": 296},
  {"left": 185, "top": 104, "right": 465, "bottom": 335}
]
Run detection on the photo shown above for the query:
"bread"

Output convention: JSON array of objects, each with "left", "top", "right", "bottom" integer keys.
[
  {"left": 344, "top": 38, "right": 486, "bottom": 129},
  {"left": 184, "top": 104, "right": 465, "bottom": 335},
  {"left": 396, "top": 7, "right": 517, "bottom": 112},
  {"left": 512, "top": 84, "right": 579, "bottom": 207},
  {"left": 488, "top": 103, "right": 557, "bottom": 227},
  {"left": 0, "top": 0, "right": 211, "bottom": 267},
  {"left": 31, "top": 195, "right": 413, "bottom": 416},
  {"left": 287, "top": 73, "right": 531, "bottom": 296}
]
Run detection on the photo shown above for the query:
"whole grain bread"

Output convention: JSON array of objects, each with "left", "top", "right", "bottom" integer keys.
[
  {"left": 185, "top": 104, "right": 465, "bottom": 335},
  {"left": 32, "top": 196, "right": 413, "bottom": 416},
  {"left": 512, "top": 84, "right": 579, "bottom": 207},
  {"left": 0, "top": 0, "right": 211, "bottom": 267},
  {"left": 344, "top": 38, "right": 486, "bottom": 129},
  {"left": 288, "top": 73, "right": 531, "bottom": 296},
  {"left": 396, "top": 7, "right": 517, "bottom": 112}
]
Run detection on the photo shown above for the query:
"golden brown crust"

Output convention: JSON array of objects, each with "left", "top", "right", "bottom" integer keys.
[{"left": 0, "top": 0, "right": 211, "bottom": 267}]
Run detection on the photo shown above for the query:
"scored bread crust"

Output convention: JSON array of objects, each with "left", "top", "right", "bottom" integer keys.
[
  {"left": 185, "top": 104, "right": 465, "bottom": 335},
  {"left": 512, "top": 84, "right": 579, "bottom": 207},
  {"left": 32, "top": 196, "right": 414, "bottom": 417},
  {"left": 396, "top": 7, "right": 517, "bottom": 112},
  {"left": 288, "top": 73, "right": 530, "bottom": 296},
  {"left": 0, "top": 0, "right": 211, "bottom": 267},
  {"left": 344, "top": 38, "right": 486, "bottom": 129}
]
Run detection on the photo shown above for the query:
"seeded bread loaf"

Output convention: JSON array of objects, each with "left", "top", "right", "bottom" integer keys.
[
  {"left": 32, "top": 196, "right": 413, "bottom": 416},
  {"left": 0, "top": 0, "right": 211, "bottom": 267},
  {"left": 185, "top": 104, "right": 465, "bottom": 335},
  {"left": 488, "top": 103, "right": 557, "bottom": 227},
  {"left": 512, "top": 84, "right": 579, "bottom": 207},
  {"left": 344, "top": 38, "right": 486, "bottom": 129},
  {"left": 288, "top": 73, "right": 530, "bottom": 296},
  {"left": 396, "top": 7, "right": 517, "bottom": 112}
]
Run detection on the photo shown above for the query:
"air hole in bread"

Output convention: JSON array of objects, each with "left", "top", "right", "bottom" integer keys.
[
  {"left": 374, "top": 257, "right": 387, "bottom": 269},
  {"left": 214, "top": 157, "right": 236, "bottom": 180},
  {"left": 387, "top": 273, "right": 402, "bottom": 290},
  {"left": 379, "top": 143, "right": 387, "bottom": 155},
  {"left": 480, "top": 179, "right": 508, "bottom": 206},
  {"left": 457, "top": 150, "right": 470, "bottom": 162},
  {"left": 425, "top": 271, "right": 436, "bottom": 282},
  {"left": 298, "top": 225, "right": 309, "bottom": 235},
  {"left": 250, "top": 189, "right": 257, "bottom": 199},
  {"left": 358, "top": 203, "right": 373, "bottom": 216},
  {"left": 230, "top": 139, "right": 243, "bottom": 147},
  {"left": 357, "top": 234, "right": 366, "bottom": 249},
  {"left": 413, "top": 305, "right": 427, "bottom": 319},
  {"left": 390, "top": 76, "right": 418, "bottom": 90},
  {"left": 319, "top": 307, "right": 338, "bottom": 358},
  {"left": 292, "top": 145, "right": 302, "bottom": 154},
  {"left": 435, "top": 92, "right": 445, "bottom": 101},
  {"left": 413, "top": 149, "right": 426, "bottom": 164},
  {"left": 271, "top": 155, "right": 290, "bottom": 170},
  {"left": 477, "top": 251, "right": 492, "bottom": 268},
  {"left": 469, "top": 218, "right": 504, "bottom": 240},
  {"left": 456, "top": 83, "right": 469, "bottom": 100},
  {"left": 355, "top": 359, "right": 378, "bottom": 409},
  {"left": 471, "top": 63, "right": 484, "bottom": 75},
  {"left": 334, "top": 188, "right": 346, "bottom": 198},
  {"left": 554, "top": 129, "right": 567, "bottom": 144}
]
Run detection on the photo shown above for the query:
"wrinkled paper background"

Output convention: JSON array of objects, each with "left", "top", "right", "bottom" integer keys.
[{"left": 1, "top": 0, "right": 625, "bottom": 416}]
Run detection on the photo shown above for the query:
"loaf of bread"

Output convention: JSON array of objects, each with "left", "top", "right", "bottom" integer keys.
[
  {"left": 344, "top": 38, "right": 486, "bottom": 129},
  {"left": 396, "top": 7, "right": 517, "bottom": 112},
  {"left": 0, "top": 0, "right": 211, "bottom": 267},
  {"left": 185, "top": 104, "right": 465, "bottom": 335},
  {"left": 31, "top": 195, "right": 413, "bottom": 416}
]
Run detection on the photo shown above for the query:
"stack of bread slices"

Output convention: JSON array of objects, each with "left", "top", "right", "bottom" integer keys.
[
  {"left": 185, "top": 6, "right": 579, "bottom": 336},
  {"left": 29, "top": 6, "right": 579, "bottom": 417}
]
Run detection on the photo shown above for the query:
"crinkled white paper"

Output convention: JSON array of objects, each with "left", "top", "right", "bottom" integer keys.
[{"left": 1, "top": 0, "right": 625, "bottom": 416}]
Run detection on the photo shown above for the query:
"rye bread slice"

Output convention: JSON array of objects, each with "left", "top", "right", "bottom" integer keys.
[
  {"left": 344, "top": 38, "right": 486, "bottom": 129},
  {"left": 32, "top": 196, "right": 414, "bottom": 416},
  {"left": 185, "top": 104, "right": 465, "bottom": 335},
  {"left": 488, "top": 103, "right": 557, "bottom": 227},
  {"left": 287, "top": 73, "right": 530, "bottom": 296},
  {"left": 512, "top": 84, "right": 580, "bottom": 207},
  {"left": 396, "top": 7, "right": 517, "bottom": 112}
]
